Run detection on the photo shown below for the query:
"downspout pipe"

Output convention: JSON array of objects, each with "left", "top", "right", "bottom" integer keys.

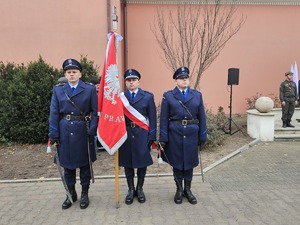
[
  {"left": 107, "top": 0, "right": 111, "bottom": 32},
  {"left": 122, "top": 0, "right": 128, "bottom": 70}
]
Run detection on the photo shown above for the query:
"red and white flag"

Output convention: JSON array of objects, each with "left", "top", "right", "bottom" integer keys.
[
  {"left": 97, "top": 32, "right": 127, "bottom": 155},
  {"left": 292, "top": 62, "right": 299, "bottom": 99}
]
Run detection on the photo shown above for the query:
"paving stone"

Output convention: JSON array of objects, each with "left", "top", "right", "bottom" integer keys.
[{"left": 1, "top": 141, "right": 300, "bottom": 224}]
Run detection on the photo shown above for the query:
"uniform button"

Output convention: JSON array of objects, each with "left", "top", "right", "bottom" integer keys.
[
  {"left": 132, "top": 136, "right": 135, "bottom": 138},
  {"left": 71, "top": 112, "right": 74, "bottom": 115},
  {"left": 184, "top": 126, "right": 186, "bottom": 128},
  {"left": 183, "top": 136, "right": 186, "bottom": 138},
  {"left": 70, "top": 133, "right": 73, "bottom": 135},
  {"left": 71, "top": 122, "right": 73, "bottom": 125}
]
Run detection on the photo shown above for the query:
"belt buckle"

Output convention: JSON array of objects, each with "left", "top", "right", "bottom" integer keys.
[
  {"left": 131, "top": 122, "right": 136, "bottom": 128},
  {"left": 66, "top": 115, "right": 71, "bottom": 120},
  {"left": 182, "top": 120, "right": 187, "bottom": 125}
]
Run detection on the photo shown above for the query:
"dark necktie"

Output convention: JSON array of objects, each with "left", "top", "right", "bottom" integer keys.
[
  {"left": 131, "top": 92, "right": 135, "bottom": 101},
  {"left": 72, "top": 87, "right": 75, "bottom": 93},
  {"left": 182, "top": 90, "right": 186, "bottom": 100}
]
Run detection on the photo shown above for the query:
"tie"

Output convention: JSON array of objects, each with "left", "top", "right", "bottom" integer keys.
[
  {"left": 182, "top": 90, "right": 186, "bottom": 100},
  {"left": 131, "top": 92, "right": 135, "bottom": 101},
  {"left": 72, "top": 87, "right": 75, "bottom": 93}
]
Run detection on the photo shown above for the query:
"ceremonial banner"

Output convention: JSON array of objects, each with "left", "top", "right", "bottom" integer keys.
[{"left": 97, "top": 32, "right": 127, "bottom": 155}]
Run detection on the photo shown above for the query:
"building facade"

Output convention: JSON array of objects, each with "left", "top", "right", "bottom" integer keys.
[{"left": 1, "top": 0, "right": 300, "bottom": 113}]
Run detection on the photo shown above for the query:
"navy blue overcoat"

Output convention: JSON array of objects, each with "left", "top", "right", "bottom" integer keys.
[
  {"left": 48, "top": 80, "right": 98, "bottom": 169},
  {"left": 119, "top": 88, "right": 157, "bottom": 168},
  {"left": 159, "top": 87, "right": 207, "bottom": 171}
]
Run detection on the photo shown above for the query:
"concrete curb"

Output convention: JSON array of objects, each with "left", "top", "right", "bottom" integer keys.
[
  {"left": 198, "top": 138, "right": 260, "bottom": 174},
  {"left": 0, "top": 139, "right": 260, "bottom": 184}
]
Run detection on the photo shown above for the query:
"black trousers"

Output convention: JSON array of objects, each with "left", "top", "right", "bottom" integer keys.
[
  {"left": 125, "top": 167, "right": 147, "bottom": 180},
  {"left": 64, "top": 164, "right": 91, "bottom": 186},
  {"left": 173, "top": 168, "right": 193, "bottom": 182}
]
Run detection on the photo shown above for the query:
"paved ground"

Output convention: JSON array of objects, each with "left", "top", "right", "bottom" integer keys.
[{"left": 1, "top": 140, "right": 300, "bottom": 225}]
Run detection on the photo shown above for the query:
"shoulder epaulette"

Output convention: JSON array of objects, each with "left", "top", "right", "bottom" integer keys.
[
  {"left": 191, "top": 89, "right": 201, "bottom": 94},
  {"left": 85, "top": 82, "right": 94, "bottom": 86},
  {"left": 55, "top": 83, "right": 64, "bottom": 87},
  {"left": 144, "top": 90, "right": 154, "bottom": 96}
]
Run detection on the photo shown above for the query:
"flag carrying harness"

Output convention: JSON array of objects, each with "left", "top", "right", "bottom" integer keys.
[{"left": 120, "top": 92, "right": 149, "bottom": 131}]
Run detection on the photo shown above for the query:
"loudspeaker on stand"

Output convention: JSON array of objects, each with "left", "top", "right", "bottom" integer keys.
[{"left": 227, "top": 68, "right": 239, "bottom": 85}]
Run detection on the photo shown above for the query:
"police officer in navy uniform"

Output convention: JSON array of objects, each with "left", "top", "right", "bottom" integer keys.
[
  {"left": 49, "top": 58, "right": 98, "bottom": 209},
  {"left": 159, "top": 67, "right": 207, "bottom": 205},
  {"left": 119, "top": 69, "right": 157, "bottom": 205},
  {"left": 280, "top": 71, "right": 298, "bottom": 128}
]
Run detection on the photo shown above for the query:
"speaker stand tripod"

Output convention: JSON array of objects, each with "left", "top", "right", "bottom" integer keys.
[{"left": 225, "top": 84, "right": 246, "bottom": 136}]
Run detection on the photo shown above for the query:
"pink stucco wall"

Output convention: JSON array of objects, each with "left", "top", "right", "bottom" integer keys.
[
  {"left": 0, "top": 0, "right": 107, "bottom": 69},
  {"left": 1, "top": 2, "right": 300, "bottom": 114},
  {"left": 125, "top": 4, "right": 300, "bottom": 113}
]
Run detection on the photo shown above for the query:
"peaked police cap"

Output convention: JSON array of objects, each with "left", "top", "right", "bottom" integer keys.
[
  {"left": 62, "top": 58, "right": 82, "bottom": 72},
  {"left": 173, "top": 67, "right": 189, "bottom": 79},
  {"left": 124, "top": 69, "right": 141, "bottom": 80},
  {"left": 57, "top": 76, "right": 68, "bottom": 84},
  {"left": 90, "top": 77, "right": 100, "bottom": 85}
]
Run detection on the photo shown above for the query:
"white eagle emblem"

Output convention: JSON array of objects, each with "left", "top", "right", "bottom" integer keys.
[{"left": 104, "top": 64, "right": 120, "bottom": 105}]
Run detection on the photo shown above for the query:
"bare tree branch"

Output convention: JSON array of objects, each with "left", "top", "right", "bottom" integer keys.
[{"left": 151, "top": 0, "right": 246, "bottom": 89}]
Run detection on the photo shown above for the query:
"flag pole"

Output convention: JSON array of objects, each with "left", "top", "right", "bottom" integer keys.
[{"left": 115, "top": 150, "right": 120, "bottom": 208}]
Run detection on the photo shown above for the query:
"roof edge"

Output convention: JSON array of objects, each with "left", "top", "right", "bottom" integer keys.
[{"left": 125, "top": 1, "right": 300, "bottom": 5}]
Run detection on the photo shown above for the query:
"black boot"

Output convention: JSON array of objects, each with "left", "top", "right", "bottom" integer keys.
[
  {"left": 183, "top": 180, "right": 197, "bottom": 205},
  {"left": 125, "top": 178, "right": 135, "bottom": 205},
  {"left": 174, "top": 180, "right": 183, "bottom": 204},
  {"left": 62, "top": 185, "right": 77, "bottom": 209},
  {"left": 80, "top": 185, "right": 89, "bottom": 209},
  {"left": 282, "top": 121, "right": 287, "bottom": 128},
  {"left": 287, "top": 121, "right": 295, "bottom": 128},
  {"left": 136, "top": 178, "right": 146, "bottom": 203}
]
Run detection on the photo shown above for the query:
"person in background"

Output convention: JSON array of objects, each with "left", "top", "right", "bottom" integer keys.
[
  {"left": 89, "top": 77, "right": 104, "bottom": 152},
  {"left": 57, "top": 76, "right": 68, "bottom": 85},
  {"left": 49, "top": 58, "right": 98, "bottom": 209},
  {"left": 90, "top": 77, "right": 100, "bottom": 93},
  {"left": 159, "top": 66, "right": 207, "bottom": 205},
  {"left": 119, "top": 69, "right": 157, "bottom": 205},
  {"left": 280, "top": 71, "right": 298, "bottom": 128}
]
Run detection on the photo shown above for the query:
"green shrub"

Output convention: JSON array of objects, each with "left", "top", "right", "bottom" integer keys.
[
  {"left": 0, "top": 56, "right": 100, "bottom": 144},
  {"left": 245, "top": 92, "right": 262, "bottom": 109},
  {"left": 245, "top": 92, "right": 281, "bottom": 109},
  {"left": 204, "top": 106, "right": 228, "bottom": 150},
  {"left": 0, "top": 62, "right": 26, "bottom": 144},
  {"left": 79, "top": 55, "right": 100, "bottom": 82},
  {"left": 0, "top": 57, "right": 60, "bottom": 143}
]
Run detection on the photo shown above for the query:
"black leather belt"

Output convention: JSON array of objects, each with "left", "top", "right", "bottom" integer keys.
[
  {"left": 126, "top": 122, "right": 136, "bottom": 128},
  {"left": 170, "top": 119, "right": 199, "bottom": 125},
  {"left": 63, "top": 115, "right": 85, "bottom": 121}
]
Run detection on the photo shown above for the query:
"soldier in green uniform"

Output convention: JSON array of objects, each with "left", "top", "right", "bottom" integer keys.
[{"left": 279, "top": 71, "right": 298, "bottom": 128}]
